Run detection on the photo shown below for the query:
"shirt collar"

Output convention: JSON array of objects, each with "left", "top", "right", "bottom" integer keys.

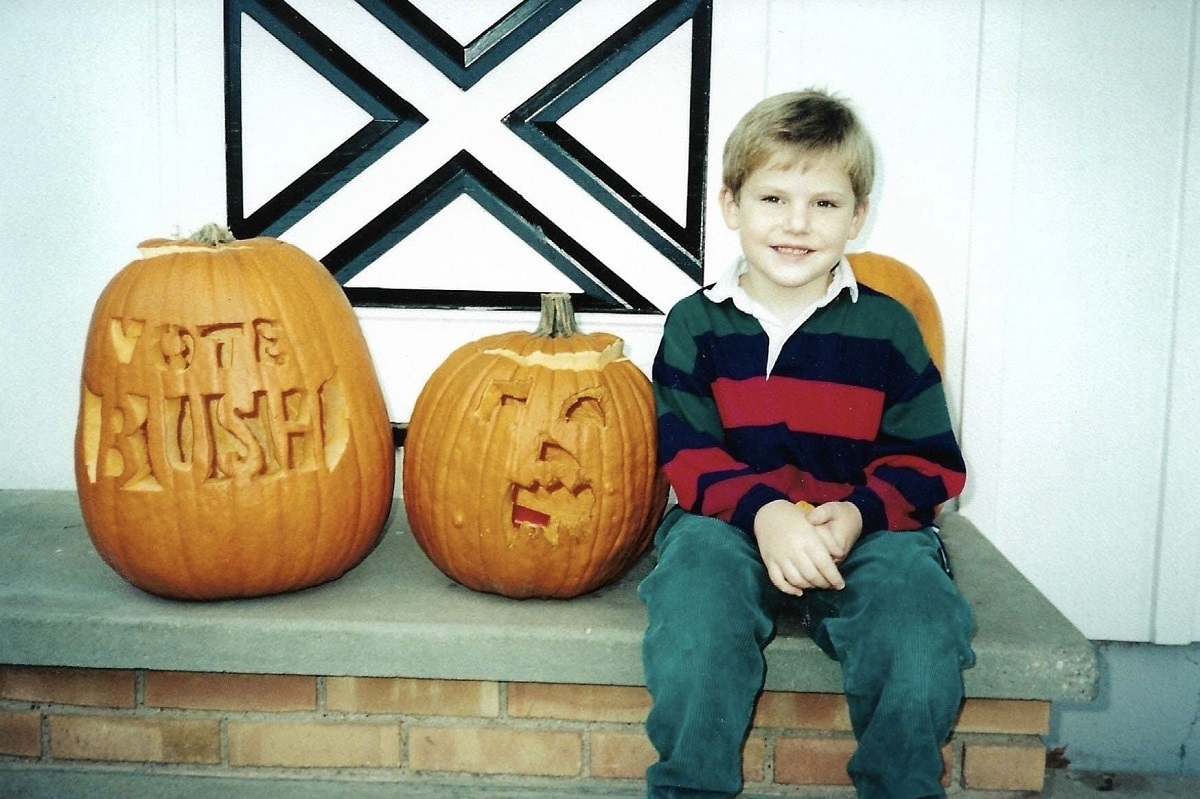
[
  {"left": 703, "top": 256, "right": 860, "bottom": 376},
  {"left": 703, "top": 255, "right": 859, "bottom": 321}
]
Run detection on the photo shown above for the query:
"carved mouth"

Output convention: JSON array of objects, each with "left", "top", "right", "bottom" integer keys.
[
  {"left": 511, "top": 502, "right": 551, "bottom": 529},
  {"left": 508, "top": 482, "right": 594, "bottom": 546}
]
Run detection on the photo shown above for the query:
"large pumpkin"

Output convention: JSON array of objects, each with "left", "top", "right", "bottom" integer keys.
[
  {"left": 402, "top": 293, "right": 667, "bottom": 599},
  {"left": 74, "top": 225, "right": 395, "bottom": 600}
]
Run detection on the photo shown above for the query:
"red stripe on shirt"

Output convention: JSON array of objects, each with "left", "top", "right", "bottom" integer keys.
[
  {"left": 699, "top": 466, "right": 802, "bottom": 520},
  {"left": 867, "top": 476, "right": 919, "bottom": 531},
  {"left": 665, "top": 445, "right": 859, "bottom": 521},
  {"left": 712, "top": 376, "right": 884, "bottom": 441},
  {"left": 866, "top": 453, "right": 965, "bottom": 530},
  {"left": 664, "top": 446, "right": 742, "bottom": 511}
]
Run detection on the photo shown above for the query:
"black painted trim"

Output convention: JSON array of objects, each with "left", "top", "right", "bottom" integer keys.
[
  {"left": 324, "top": 152, "right": 658, "bottom": 313},
  {"left": 224, "top": 0, "right": 708, "bottom": 313},
  {"left": 356, "top": 0, "right": 583, "bottom": 89},
  {"left": 506, "top": 0, "right": 712, "bottom": 283},
  {"left": 225, "top": 0, "right": 427, "bottom": 239}
]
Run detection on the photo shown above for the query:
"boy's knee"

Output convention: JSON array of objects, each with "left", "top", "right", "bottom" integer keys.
[
  {"left": 648, "top": 512, "right": 759, "bottom": 583},
  {"left": 834, "top": 530, "right": 975, "bottom": 658},
  {"left": 640, "top": 511, "right": 774, "bottom": 645}
]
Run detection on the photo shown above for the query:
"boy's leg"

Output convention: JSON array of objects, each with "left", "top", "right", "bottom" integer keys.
[
  {"left": 808, "top": 528, "right": 976, "bottom": 799},
  {"left": 638, "top": 509, "right": 776, "bottom": 799}
]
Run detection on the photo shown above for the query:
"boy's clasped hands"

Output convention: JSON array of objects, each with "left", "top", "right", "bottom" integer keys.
[{"left": 753, "top": 499, "right": 863, "bottom": 596}]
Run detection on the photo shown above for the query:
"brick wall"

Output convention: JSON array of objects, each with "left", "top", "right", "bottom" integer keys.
[{"left": 0, "top": 665, "right": 1049, "bottom": 795}]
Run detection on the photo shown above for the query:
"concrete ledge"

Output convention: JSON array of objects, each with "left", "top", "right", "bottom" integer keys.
[{"left": 0, "top": 490, "right": 1096, "bottom": 702}]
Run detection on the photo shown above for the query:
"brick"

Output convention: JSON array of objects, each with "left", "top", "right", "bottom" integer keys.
[
  {"left": 753, "top": 691, "right": 852, "bottom": 731},
  {"left": 587, "top": 730, "right": 764, "bottom": 782},
  {"left": 962, "top": 740, "right": 1046, "bottom": 791},
  {"left": 0, "top": 666, "right": 134, "bottom": 708},
  {"left": 49, "top": 715, "right": 219, "bottom": 763},
  {"left": 956, "top": 698, "right": 1051, "bottom": 735},
  {"left": 227, "top": 720, "right": 400, "bottom": 768},
  {"left": 0, "top": 711, "right": 42, "bottom": 757},
  {"left": 774, "top": 734, "right": 953, "bottom": 788},
  {"left": 589, "top": 730, "right": 654, "bottom": 779},
  {"left": 326, "top": 677, "right": 499, "bottom": 718},
  {"left": 508, "top": 683, "right": 650, "bottom": 723},
  {"left": 773, "top": 736, "right": 856, "bottom": 786},
  {"left": 742, "top": 735, "right": 767, "bottom": 783},
  {"left": 144, "top": 671, "right": 316, "bottom": 711},
  {"left": 409, "top": 725, "right": 581, "bottom": 776}
]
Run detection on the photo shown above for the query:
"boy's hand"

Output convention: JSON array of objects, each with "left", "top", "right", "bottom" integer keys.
[
  {"left": 753, "top": 500, "right": 845, "bottom": 596},
  {"left": 805, "top": 501, "right": 864, "bottom": 564}
]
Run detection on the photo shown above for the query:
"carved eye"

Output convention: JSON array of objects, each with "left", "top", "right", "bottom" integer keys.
[
  {"left": 564, "top": 390, "right": 606, "bottom": 426},
  {"left": 474, "top": 378, "right": 531, "bottom": 421}
]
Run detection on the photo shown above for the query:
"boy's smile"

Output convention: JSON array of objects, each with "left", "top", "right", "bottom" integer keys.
[{"left": 720, "top": 153, "right": 868, "bottom": 320}]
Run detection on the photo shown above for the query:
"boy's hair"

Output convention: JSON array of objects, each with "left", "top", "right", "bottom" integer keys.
[{"left": 722, "top": 90, "right": 875, "bottom": 205}]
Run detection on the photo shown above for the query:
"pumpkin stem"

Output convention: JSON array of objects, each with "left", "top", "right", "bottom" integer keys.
[
  {"left": 188, "top": 223, "right": 237, "bottom": 247},
  {"left": 533, "top": 292, "right": 580, "bottom": 338}
]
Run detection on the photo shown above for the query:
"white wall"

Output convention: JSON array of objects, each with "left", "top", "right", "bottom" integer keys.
[
  {"left": 2, "top": 0, "right": 1197, "bottom": 643},
  {"left": 960, "top": 0, "right": 1199, "bottom": 644}
]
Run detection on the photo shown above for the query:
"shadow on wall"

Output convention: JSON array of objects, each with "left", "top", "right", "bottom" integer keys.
[{"left": 1048, "top": 642, "right": 1200, "bottom": 775}]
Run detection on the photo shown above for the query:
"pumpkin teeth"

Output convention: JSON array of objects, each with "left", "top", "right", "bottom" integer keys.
[{"left": 508, "top": 481, "right": 595, "bottom": 547}]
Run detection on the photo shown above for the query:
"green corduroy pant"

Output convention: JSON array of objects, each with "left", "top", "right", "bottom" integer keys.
[{"left": 639, "top": 508, "right": 976, "bottom": 799}]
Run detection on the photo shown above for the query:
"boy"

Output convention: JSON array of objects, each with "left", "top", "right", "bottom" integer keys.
[{"left": 640, "top": 90, "right": 975, "bottom": 799}]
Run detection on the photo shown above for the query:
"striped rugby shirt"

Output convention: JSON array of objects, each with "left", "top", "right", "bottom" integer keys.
[{"left": 652, "top": 262, "right": 966, "bottom": 537}]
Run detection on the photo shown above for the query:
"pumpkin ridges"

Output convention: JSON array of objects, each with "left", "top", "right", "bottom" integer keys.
[
  {"left": 274, "top": 240, "right": 390, "bottom": 589},
  {"left": 165, "top": 249, "right": 211, "bottom": 594},
  {"left": 572, "top": 366, "right": 619, "bottom": 595},
  {"left": 403, "top": 295, "right": 664, "bottom": 599},
  {"left": 593, "top": 363, "right": 642, "bottom": 583},
  {"left": 469, "top": 353, "right": 523, "bottom": 592},
  {"left": 82, "top": 263, "right": 132, "bottom": 579},
  {"left": 234, "top": 245, "right": 285, "bottom": 593},
  {"left": 77, "top": 233, "right": 393, "bottom": 599},
  {"left": 475, "top": 348, "right": 541, "bottom": 593},
  {"left": 617, "top": 357, "right": 663, "bottom": 572},
  {"left": 120, "top": 252, "right": 176, "bottom": 583},
  {"left": 405, "top": 341, "right": 489, "bottom": 583},
  {"left": 286, "top": 240, "right": 390, "bottom": 589},
  {"left": 544, "top": 365, "right": 590, "bottom": 597},
  {"left": 259, "top": 242, "right": 324, "bottom": 590}
]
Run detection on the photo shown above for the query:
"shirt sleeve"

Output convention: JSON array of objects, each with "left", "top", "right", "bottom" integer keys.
[
  {"left": 845, "top": 310, "right": 967, "bottom": 532},
  {"left": 652, "top": 301, "right": 801, "bottom": 535}
]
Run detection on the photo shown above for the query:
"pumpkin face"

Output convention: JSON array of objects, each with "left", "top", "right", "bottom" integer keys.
[
  {"left": 402, "top": 294, "right": 667, "bottom": 599},
  {"left": 74, "top": 228, "right": 395, "bottom": 599}
]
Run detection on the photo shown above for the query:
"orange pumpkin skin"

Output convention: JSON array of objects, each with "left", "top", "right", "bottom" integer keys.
[
  {"left": 402, "top": 295, "right": 667, "bottom": 599},
  {"left": 74, "top": 231, "right": 395, "bottom": 600},
  {"left": 848, "top": 252, "right": 946, "bottom": 373}
]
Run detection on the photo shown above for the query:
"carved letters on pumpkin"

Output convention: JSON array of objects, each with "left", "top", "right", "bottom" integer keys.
[{"left": 81, "top": 316, "right": 348, "bottom": 489}]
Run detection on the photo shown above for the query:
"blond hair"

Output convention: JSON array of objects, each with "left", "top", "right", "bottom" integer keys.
[{"left": 722, "top": 90, "right": 875, "bottom": 205}]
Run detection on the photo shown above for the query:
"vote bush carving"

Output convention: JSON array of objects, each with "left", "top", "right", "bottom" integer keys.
[{"left": 75, "top": 226, "right": 394, "bottom": 600}]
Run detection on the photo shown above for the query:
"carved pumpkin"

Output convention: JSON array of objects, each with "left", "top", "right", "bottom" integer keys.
[
  {"left": 402, "top": 293, "right": 667, "bottom": 599},
  {"left": 74, "top": 225, "right": 395, "bottom": 600},
  {"left": 848, "top": 251, "right": 946, "bottom": 372}
]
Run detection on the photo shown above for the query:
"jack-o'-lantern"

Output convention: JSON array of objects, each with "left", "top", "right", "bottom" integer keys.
[
  {"left": 74, "top": 225, "right": 395, "bottom": 600},
  {"left": 402, "top": 293, "right": 667, "bottom": 599}
]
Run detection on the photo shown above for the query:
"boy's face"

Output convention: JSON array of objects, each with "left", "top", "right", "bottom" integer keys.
[{"left": 720, "top": 152, "right": 868, "bottom": 311}]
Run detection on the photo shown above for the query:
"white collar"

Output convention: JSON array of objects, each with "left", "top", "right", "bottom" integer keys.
[{"left": 703, "top": 255, "right": 859, "bottom": 374}]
